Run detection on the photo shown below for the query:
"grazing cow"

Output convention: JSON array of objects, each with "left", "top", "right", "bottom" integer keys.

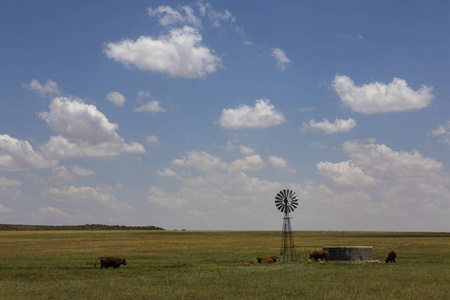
[
  {"left": 385, "top": 251, "right": 396, "bottom": 263},
  {"left": 257, "top": 256, "right": 278, "bottom": 263},
  {"left": 309, "top": 251, "right": 328, "bottom": 262},
  {"left": 243, "top": 261, "right": 255, "bottom": 266},
  {"left": 94, "top": 257, "right": 126, "bottom": 269}
]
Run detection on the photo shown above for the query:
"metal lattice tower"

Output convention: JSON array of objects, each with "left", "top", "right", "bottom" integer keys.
[{"left": 275, "top": 189, "right": 299, "bottom": 262}]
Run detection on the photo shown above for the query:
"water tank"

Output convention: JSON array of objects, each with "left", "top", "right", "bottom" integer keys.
[{"left": 322, "top": 246, "right": 373, "bottom": 261}]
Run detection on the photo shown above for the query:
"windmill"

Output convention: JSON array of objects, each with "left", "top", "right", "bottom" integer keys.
[{"left": 275, "top": 189, "right": 299, "bottom": 262}]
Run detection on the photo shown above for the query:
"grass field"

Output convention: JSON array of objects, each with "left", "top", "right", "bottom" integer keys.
[{"left": 0, "top": 230, "right": 449, "bottom": 299}]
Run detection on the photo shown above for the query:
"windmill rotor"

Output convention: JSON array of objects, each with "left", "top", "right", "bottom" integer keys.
[{"left": 275, "top": 189, "right": 299, "bottom": 214}]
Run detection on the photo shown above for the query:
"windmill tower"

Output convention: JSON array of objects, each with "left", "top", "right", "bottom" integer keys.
[{"left": 275, "top": 189, "right": 299, "bottom": 262}]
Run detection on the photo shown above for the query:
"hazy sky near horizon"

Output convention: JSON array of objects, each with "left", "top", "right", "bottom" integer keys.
[{"left": 1, "top": 0, "right": 449, "bottom": 231}]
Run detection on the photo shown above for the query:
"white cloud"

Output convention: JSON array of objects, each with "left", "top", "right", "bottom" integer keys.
[
  {"left": 146, "top": 135, "right": 162, "bottom": 147},
  {"left": 228, "top": 155, "right": 265, "bottom": 173},
  {"left": 332, "top": 75, "right": 434, "bottom": 114},
  {"left": 104, "top": 26, "right": 222, "bottom": 78},
  {"left": 49, "top": 165, "right": 95, "bottom": 186},
  {"left": 267, "top": 156, "right": 297, "bottom": 174},
  {"left": 148, "top": 5, "right": 202, "bottom": 28},
  {"left": 342, "top": 140, "right": 443, "bottom": 179},
  {"left": 29, "top": 207, "right": 71, "bottom": 224},
  {"left": 23, "top": 79, "right": 61, "bottom": 98},
  {"left": 71, "top": 165, "right": 96, "bottom": 177},
  {"left": 156, "top": 168, "right": 179, "bottom": 178},
  {"left": 147, "top": 186, "right": 187, "bottom": 209},
  {"left": 0, "top": 204, "right": 12, "bottom": 213},
  {"left": 224, "top": 142, "right": 255, "bottom": 155},
  {"left": 430, "top": 121, "right": 450, "bottom": 145},
  {"left": 296, "top": 106, "right": 314, "bottom": 113},
  {"left": 197, "top": 1, "right": 235, "bottom": 27},
  {"left": 134, "top": 101, "right": 167, "bottom": 113},
  {"left": 0, "top": 177, "right": 23, "bottom": 200},
  {"left": 171, "top": 150, "right": 226, "bottom": 173},
  {"left": 39, "top": 97, "right": 145, "bottom": 160},
  {"left": 238, "top": 145, "right": 255, "bottom": 156},
  {"left": 146, "top": 142, "right": 450, "bottom": 230},
  {"left": 317, "top": 160, "right": 375, "bottom": 187},
  {"left": 105, "top": 91, "right": 126, "bottom": 107},
  {"left": 0, "top": 134, "right": 56, "bottom": 172},
  {"left": 271, "top": 48, "right": 291, "bottom": 70},
  {"left": 313, "top": 140, "right": 450, "bottom": 230},
  {"left": 302, "top": 118, "right": 357, "bottom": 134},
  {"left": 44, "top": 185, "right": 134, "bottom": 212},
  {"left": 217, "top": 99, "right": 286, "bottom": 129}
]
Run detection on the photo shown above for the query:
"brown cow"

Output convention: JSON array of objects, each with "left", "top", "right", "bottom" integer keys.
[
  {"left": 309, "top": 251, "right": 328, "bottom": 262},
  {"left": 257, "top": 256, "right": 278, "bottom": 263},
  {"left": 385, "top": 251, "right": 396, "bottom": 263},
  {"left": 243, "top": 261, "right": 255, "bottom": 266},
  {"left": 94, "top": 257, "right": 126, "bottom": 269}
]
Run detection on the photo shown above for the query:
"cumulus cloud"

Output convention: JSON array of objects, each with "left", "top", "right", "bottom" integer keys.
[
  {"left": 0, "top": 177, "right": 23, "bottom": 200},
  {"left": 146, "top": 142, "right": 450, "bottom": 230},
  {"left": 238, "top": 145, "right": 255, "bottom": 156},
  {"left": 134, "top": 101, "right": 167, "bottom": 113},
  {"left": 332, "top": 75, "right": 434, "bottom": 114},
  {"left": 23, "top": 79, "right": 61, "bottom": 98},
  {"left": 313, "top": 140, "right": 450, "bottom": 230},
  {"left": 197, "top": 1, "right": 235, "bottom": 27},
  {"left": 148, "top": 5, "right": 202, "bottom": 28},
  {"left": 156, "top": 168, "right": 179, "bottom": 178},
  {"left": 430, "top": 121, "right": 450, "bottom": 145},
  {"left": 224, "top": 142, "right": 255, "bottom": 155},
  {"left": 228, "top": 155, "right": 265, "bottom": 173},
  {"left": 320, "top": 140, "right": 447, "bottom": 199},
  {"left": 271, "top": 48, "right": 291, "bottom": 70},
  {"left": 49, "top": 165, "right": 95, "bottom": 186},
  {"left": 0, "top": 204, "right": 12, "bottom": 213},
  {"left": 217, "top": 99, "right": 286, "bottom": 129},
  {"left": 104, "top": 26, "right": 222, "bottom": 78},
  {"left": 171, "top": 150, "right": 226, "bottom": 173},
  {"left": 0, "top": 134, "right": 56, "bottom": 172},
  {"left": 302, "top": 118, "right": 357, "bottom": 134},
  {"left": 317, "top": 160, "right": 375, "bottom": 187},
  {"left": 29, "top": 207, "right": 71, "bottom": 224},
  {"left": 146, "top": 135, "right": 162, "bottom": 147},
  {"left": 267, "top": 156, "right": 297, "bottom": 174},
  {"left": 44, "top": 185, "right": 134, "bottom": 213},
  {"left": 39, "top": 97, "right": 145, "bottom": 160},
  {"left": 105, "top": 91, "right": 126, "bottom": 107}
]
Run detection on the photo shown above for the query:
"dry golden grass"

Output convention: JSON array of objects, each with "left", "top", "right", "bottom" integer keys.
[{"left": 0, "top": 230, "right": 449, "bottom": 299}]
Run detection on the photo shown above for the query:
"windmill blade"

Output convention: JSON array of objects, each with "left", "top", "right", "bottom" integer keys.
[
  {"left": 287, "top": 189, "right": 293, "bottom": 198},
  {"left": 276, "top": 204, "right": 285, "bottom": 211}
]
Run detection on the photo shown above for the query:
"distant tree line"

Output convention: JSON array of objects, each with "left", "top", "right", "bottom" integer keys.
[{"left": 0, "top": 224, "right": 164, "bottom": 231}]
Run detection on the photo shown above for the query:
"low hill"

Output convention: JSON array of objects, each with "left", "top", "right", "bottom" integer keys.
[{"left": 0, "top": 224, "right": 164, "bottom": 231}]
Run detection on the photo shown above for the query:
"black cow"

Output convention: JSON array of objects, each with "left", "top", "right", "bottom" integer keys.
[{"left": 94, "top": 257, "right": 126, "bottom": 269}]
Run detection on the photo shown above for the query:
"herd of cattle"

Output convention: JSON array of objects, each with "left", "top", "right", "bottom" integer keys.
[
  {"left": 93, "top": 250, "right": 397, "bottom": 269},
  {"left": 243, "top": 250, "right": 397, "bottom": 266}
]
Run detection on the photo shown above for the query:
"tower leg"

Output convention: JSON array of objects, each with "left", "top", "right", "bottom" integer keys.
[{"left": 279, "top": 212, "right": 298, "bottom": 262}]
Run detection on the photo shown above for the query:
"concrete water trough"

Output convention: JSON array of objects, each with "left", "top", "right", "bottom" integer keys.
[{"left": 322, "top": 246, "right": 373, "bottom": 261}]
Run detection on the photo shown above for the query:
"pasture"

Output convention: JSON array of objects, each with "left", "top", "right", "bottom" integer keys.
[{"left": 0, "top": 230, "right": 449, "bottom": 299}]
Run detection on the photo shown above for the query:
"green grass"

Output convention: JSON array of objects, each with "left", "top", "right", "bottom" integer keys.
[{"left": 0, "top": 231, "right": 449, "bottom": 299}]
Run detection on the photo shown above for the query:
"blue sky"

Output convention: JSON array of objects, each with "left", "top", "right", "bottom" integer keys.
[{"left": 1, "top": 0, "right": 449, "bottom": 231}]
